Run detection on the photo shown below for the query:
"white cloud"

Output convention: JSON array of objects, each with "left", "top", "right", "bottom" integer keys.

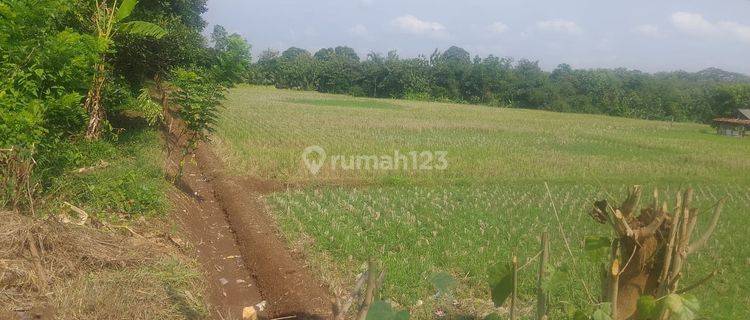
[
  {"left": 671, "top": 11, "right": 750, "bottom": 43},
  {"left": 671, "top": 12, "right": 718, "bottom": 36},
  {"left": 488, "top": 22, "right": 509, "bottom": 34},
  {"left": 391, "top": 15, "right": 447, "bottom": 37},
  {"left": 349, "top": 24, "right": 368, "bottom": 37},
  {"left": 536, "top": 19, "right": 582, "bottom": 35},
  {"left": 718, "top": 21, "right": 750, "bottom": 43},
  {"left": 634, "top": 24, "right": 665, "bottom": 38},
  {"left": 359, "top": 0, "right": 374, "bottom": 7}
]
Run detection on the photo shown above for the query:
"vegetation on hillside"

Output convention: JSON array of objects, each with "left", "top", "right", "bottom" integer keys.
[
  {"left": 0, "top": 1, "right": 250, "bottom": 318},
  {"left": 0, "top": 0, "right": 250, "bottom": 214},
  {"left": 249, "top": 45, "right": 750, "bottom": 123}
]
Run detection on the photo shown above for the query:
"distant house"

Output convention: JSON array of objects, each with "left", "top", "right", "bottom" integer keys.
[{"left": 713, "top": 109, "right": 750, "bottom": 137}]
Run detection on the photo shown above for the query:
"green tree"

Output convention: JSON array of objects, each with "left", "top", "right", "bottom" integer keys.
[
  {"left": 248, "top": 44, "right": 750, "bottom": 124},
  {"left": 513, "top": 59, "right": 552, "bottom": 109},
  {"left": 281, "top": 47, "right": 311, "bottom": 60},
  {"left": 708, "top": 84, "right": 750, "bottom": 119},
  {"left": 169, "top": 67, "right": 225, "bottom": 179},
  {"left": 441, "top": 46, "right": 471, "bottom": 64},
  {"left": 277, "top": 47, "right": 316, "bottom": 90},
  {"left": 314, "top": 48, "right": 336, "bottom": 62},
  {"left": 210, "top": 25, "right": 252, "bottom": 85},
  {"left": 0, "top": 0, "right": 100, "bottom": 210},
  {"left": 249, "top": 48, "right": 280, "bottom": 85},
  {"left": 334, "top": 46, "right": 360, "bottom": 62},
  {"left": 83, "top": 0, "right": 166, "bottom": 140},
  {"left": 111, "top": 0, "right": 210, "bottom": 88},
  {"left": 211, "top": 25, "right": 229, "bottom": 51}
]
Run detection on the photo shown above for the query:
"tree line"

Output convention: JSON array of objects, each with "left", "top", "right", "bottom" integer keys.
[{"left": 248, "top": 45, "right": 750, "bottom": 123}]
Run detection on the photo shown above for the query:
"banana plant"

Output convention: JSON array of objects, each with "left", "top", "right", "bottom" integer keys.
[{"left": 84, "top": 0, "right": 166, "bottom": 140}]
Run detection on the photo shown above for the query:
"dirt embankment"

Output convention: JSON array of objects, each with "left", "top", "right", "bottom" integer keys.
[{"left": 166, "top": 128, "right": 332, "bottom": 319}]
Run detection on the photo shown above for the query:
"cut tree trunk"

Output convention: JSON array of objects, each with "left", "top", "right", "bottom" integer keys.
[
  {"left": 591, "top": 187, "right": 724, "bottom": 320},
  {"left": 612, "top": 223, "right": 663, "bottom": 318}
]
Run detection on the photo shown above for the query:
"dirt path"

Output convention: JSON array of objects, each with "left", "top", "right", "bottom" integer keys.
[
  {"left": 170, "top": 172, "right": 264, "bottom": 319},
  {"left": 167, "top": 127, "right": 332, "bottom": 319}
]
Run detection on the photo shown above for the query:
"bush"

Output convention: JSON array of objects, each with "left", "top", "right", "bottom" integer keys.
[
  {"left": 170, "top": 68, "right": 225, "bottom": 142},
  {"left": 169, "top": 67, "right": 226, "bottom": 178},
  {"left": 43, "top": 93, "right": 88, "bottom": 139}
]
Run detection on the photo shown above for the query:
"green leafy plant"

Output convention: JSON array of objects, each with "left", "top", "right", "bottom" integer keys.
[
  {"left": 636, "top": 294, "right": 700, "bottom": 320},
  {"left": 661, "top": 294, "right": 699, "bottom": 320},
  {"left": 591, "top": 303, "right": 613, "bottom": 320},
  {"left": 483, "top": 313, "right": 502, "bottom": 320},
  {"left": 133, "top": 88, "right": 163, "bottom": 126},
  {"left": 83, "top": 0, "right": 166, "bottom": 140},
  {"left": 365, "top": 300, "right": 410, "bottom": 320},
  {"left": 0, "top": 67, "right": 46, "bottom": 212},
  {"left": 430, "top": 272, "right": 457, "bottom": 298},
  {"left": 487, "top": 261, "right": 514, "bottom": 307},
  {"left": 169, "top": 68, "right": 226, "bottom": 179},
  {"left": 583, "top": 236, "right": 612, "bottom": 260}
]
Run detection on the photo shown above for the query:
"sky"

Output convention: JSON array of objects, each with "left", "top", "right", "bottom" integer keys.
[{"left": 203, "top": 0, "right": 750, "bottom": 74}]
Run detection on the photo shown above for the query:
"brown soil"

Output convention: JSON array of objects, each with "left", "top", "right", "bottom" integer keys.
[
  {"left": 169, "top": 176, "right": 264, "bottom": 319},
  {"left": 166, "top": 132, "right": 332, "bottom": 319}
]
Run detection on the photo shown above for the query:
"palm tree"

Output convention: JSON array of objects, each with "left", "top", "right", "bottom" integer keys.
[{"left": 84, "top": 0, "right": 166, "bottom": 140}]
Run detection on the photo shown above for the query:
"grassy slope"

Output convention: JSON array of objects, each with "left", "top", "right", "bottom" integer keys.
[
  {"left": 38, "top": 128, "right": 169, "bottom": 219},
  {"left": 29, "top": 127, "right": 208, "bottom": 319},
  {"left": 215, "top": 85, "right": 750, "bottom": 318}
]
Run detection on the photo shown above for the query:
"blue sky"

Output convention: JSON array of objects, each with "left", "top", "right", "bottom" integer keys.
[{"left": 203, "top": 0, "right": 750, "bottom": 74}]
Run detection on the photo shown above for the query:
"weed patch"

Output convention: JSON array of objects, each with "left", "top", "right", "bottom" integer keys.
[{"left": 36, "top": 128, "right": 168, "bottom": 220}]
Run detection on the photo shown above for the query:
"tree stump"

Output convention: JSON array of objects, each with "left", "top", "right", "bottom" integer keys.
[{"left": 591, "top": 186, "right": 724, "bottom": 319}]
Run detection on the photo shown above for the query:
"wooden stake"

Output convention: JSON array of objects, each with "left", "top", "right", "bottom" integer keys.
[
  {"left": 511, "top": 255, "right": 518, "bottom": 320},
  {"left": 334, "top": 270, "right": 369, "bottom": 320},
  {"left": 536, "top": 233, "right": 549, "bottom": 320},
  {"left": 610, "top": 259, "right": 620, "bottom": 320},
  {"left": 670, "top": 190, "right": 694, "bottom": 290},
  {"left": 356, "top": 260, "right": 378, "bottom": 320}
]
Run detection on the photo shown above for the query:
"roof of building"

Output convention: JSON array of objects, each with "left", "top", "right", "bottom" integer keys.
[
  {"left": 738, "top": 109, "right": 750, "bottom": 119},
  {"left": 714, "top": 117, "right": 750, "bottom": 125}
]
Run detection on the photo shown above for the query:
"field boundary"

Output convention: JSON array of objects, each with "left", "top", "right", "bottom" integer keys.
[{"left": 174, "top": 135, "right": 333, "bottom": 318}]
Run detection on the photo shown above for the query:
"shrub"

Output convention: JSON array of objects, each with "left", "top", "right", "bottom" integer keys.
[{"left": 169, "top": 68, "right": 226, "bottom": 178}]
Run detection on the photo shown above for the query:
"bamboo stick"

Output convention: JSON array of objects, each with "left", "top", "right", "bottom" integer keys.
[
  {"left": 688, "top": 198, "right": 725, "bottom": 254},
  {"left": 658, "top": 192, "right": 682, "bottom": 295},
  {"left": 536, "top": 232, "right": 549, "bottom": 320},
  {"left": 610, "top": 259, "right": 620, "bottom": 320},
  {"left": 356, "top": 260, "right": 378, "bottom": 320},
  {"left": 511, "top": 255, "right": 518, "bottom": 320}
]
